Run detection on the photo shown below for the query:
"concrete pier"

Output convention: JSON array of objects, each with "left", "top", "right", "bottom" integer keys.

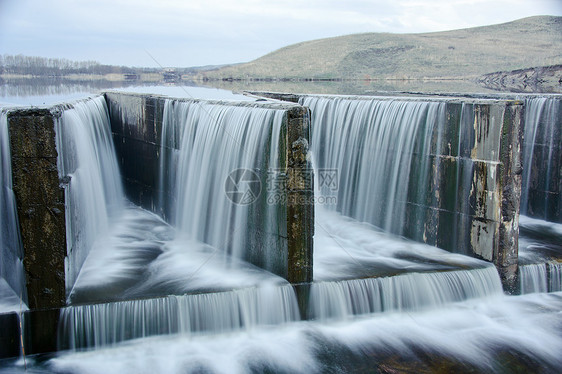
[{"left": 7, "top": 108, "right": 66, "bottom": 310}]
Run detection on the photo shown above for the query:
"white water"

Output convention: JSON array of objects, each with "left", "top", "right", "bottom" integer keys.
[
  {"left": 302, "top": 96, "right": 445, "bottom": 236},
  {"left": 520, "top": 263, "right": 549, "bottom": 294},
  {"left": 518, "top": 214, "right": 562, "bottom": 294},
  {"left": 4, "top": 93, "right": 562, "bottom": 372},
  {"left": 314, "top": 207, "right": 494, "bottom": 281},
  {"left": 67, "top": 99, "right": 293, "bottom": 303},
  {"left": 519, "top": 262, "right": 562, "bottom": 294},
  {"left": 309, "top": 266, "right": 502, "bottom": 320},
  {"left": 43, "top": 292, "right": 562, "bottom": 374},
  {"left": 520, "top": 97, "right": 560, "bottom": 220},
  {"left": 59, "top": 284, "right": 300, "bottom": 350},
  {"left": 56, "top": 96, "right": 125, "bottom": 291},
  {"left": 550, "top": 262, "right": 562, "bottom": 292},
  {"left": 160, "top": 100, "right": 287, "bottom": 270},
  {"left": 0, "top": 109, "right": 27, "bottom": 311}
]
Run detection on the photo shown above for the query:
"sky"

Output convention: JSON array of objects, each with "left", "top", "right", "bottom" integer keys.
[{"left": 0, "top": 0, "right": 561, "bottom": 68}]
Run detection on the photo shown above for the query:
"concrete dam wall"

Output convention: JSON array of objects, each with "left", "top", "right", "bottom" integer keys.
[
  {"left": 4, "top": 92, "right": 556, "bottom": 312},
  {"left": 1, "top": 92, "right": 560, "bottom": 359}
]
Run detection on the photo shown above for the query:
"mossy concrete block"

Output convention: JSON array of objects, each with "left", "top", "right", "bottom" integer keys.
[
  {"left": 7, "top": 109, "right": 66, "bottom": 310},
  {"left": 286, "top": 106, "right": 314, "bottom": 284}
]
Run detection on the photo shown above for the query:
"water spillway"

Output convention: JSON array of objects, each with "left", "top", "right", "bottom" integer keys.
[
  {"left": 55, "top": 96, "right": 124, "bottom": 291},
  {"left": 1, "top": 90, "right": 562, "bottom": 372},
  {"left": 106, "top": 92, "right": 313, "bottom": 284},
  {"left": 159, "top": 99, "right": 286, "bottom": 272},
  {"left": 59, "top": 284, "right": 300, "bottom": 350},
  {"left": 517, "top": 96, "right": 562, "bottom": 294},
  {"left": 521, "top": 97, "right": 561, "bottom": 222},
  {"left": 303, "top": 96, "right": 445, "bottom": 237}
]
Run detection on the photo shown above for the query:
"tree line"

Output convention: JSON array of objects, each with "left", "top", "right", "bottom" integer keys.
[{"left": 0, "top": 54, "right": 160, "bottom": 76}]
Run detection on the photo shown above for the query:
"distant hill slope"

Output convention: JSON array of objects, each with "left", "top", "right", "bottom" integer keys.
[{"left": 202, "top": 16, "right": 562, "bottom": 80}]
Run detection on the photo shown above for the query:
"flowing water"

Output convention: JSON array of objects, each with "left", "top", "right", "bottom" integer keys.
[
  {"left": 64, "top": 97, "right": 293, "bottom": 305},
  {"left": 518, "top": 97, "right": 562, "bottom": 294},
  {"left": 520, "top": 97, "right": 561, "bottom": 221},
  {"left": 301, "top": 95, "right": 445, "bottom": 236},
  {"left": 56, "top": 96, "right": 125, "bottom": 291},
  {"left": 1, "top": 93, "right": 562, "bottom": 372}
]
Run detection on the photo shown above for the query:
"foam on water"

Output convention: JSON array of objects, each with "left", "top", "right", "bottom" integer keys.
[
  {"left": 314, "top": 206, "right": 492, "bottom": 281},
  {"left": 56, "top": 96, "right": 124, "bottom": 291},
  {"left": 58, "top": 284, "right": 300, "bottom": 350},
  {"left": 43, "top": 292, "right": 562, "bottom": 374}
]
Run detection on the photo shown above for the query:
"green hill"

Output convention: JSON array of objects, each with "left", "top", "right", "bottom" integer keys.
[{"left": 201, "top": 16, "right": 562, "bottom": 81}]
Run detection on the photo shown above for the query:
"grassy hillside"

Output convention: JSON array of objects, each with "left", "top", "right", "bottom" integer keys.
[{"left": 201, "top": 16, "right": 562, "bottom": 80}]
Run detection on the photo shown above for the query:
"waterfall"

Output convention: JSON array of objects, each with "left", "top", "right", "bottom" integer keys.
[
  {"left": 56, "top": 96, "right": 124, "bottom": 291},
  {"left": 519, "top": 262, "right": 562, "bottom": 294},
  {"left": 301, "top": 96, "right": 446, "bottom": 236},
  {"left": 520, "top": 97, "right": 561, "bottom": 221},
  {"left": 58, "top": 284, "right": 300, "bottom": 350},
  {"left": 309, "top": 266, "right": 503, "bottom": 320},
  {"left": 0, "top": 109, "right": 27, "bottom": 309},
  {"left": 159, "top": 100, "right": 286, "bottom": 271},
  {"left": 519, "top": 263, "right": 548, "bottom": 294},
  {"left": 549, "top": 262, "right": 562, "bottom": 292}
]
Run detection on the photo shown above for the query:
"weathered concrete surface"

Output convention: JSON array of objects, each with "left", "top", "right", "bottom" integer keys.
[
  {"left": 105, "top": 92, "right": 314, "bottom": 284},
  {"left": 105, "top": 92, "right": 166, "bottom": 216},
  {"left": 7, "top": 109, "right": 66, "bottom": 310},
  {"left": 286, "top": 106, "right": 314, "bottom": 284},
  {"left": 497, "top": 103, "right": 523, "bottom": 292}
]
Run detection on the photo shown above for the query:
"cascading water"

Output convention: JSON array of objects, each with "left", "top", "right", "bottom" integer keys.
[
  {"left": 300, "top": 95, "right": 508, "bottom": 327},
  {"left": 57, "top": 97, "right": 302, "bottom": 352},
  {"left": 519, "top": 263, "right": 548, "bottom": 293},
  {"left": 301, "top": 96, "right": 446, "bottom": 236},
  {"left": 55, "top": 96, "right": 124, "bottom": 291},
  {"left": 518, "top": 97, "right": 562, "bottom": 294},
  {"left": 159, "top": 100, "right": 286, "bottom": 271},
  {"left": 520, "top": 97, "right": 561, "bottom": 221},
  {"left": 519, "top": 262, "right": 562, "bottom": 294},
  {"left": 59, "top": 284, "right": 300, "bottom": 350},
  {"left": 0, "top": 109, "right": 27, "bottom": 312},
  {"left": 309, "top": 266, "right": 502, "bottom": 320},
  {"left": 4, "top": 92, "right": 562, "bottom": 373}
]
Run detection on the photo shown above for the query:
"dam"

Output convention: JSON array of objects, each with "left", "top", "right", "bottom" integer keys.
[{"left": 0, "top": 89, "right": 561, "bottom": 372}]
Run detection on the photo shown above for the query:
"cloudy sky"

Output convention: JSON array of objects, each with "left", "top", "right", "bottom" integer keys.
[{"left": 0, "top": 0, "right": 560, "bottom": 68}]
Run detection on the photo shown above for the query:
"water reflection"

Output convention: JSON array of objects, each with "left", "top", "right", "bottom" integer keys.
[{"left": 3, "top": 76, "right": 558, "bottom": 108}]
